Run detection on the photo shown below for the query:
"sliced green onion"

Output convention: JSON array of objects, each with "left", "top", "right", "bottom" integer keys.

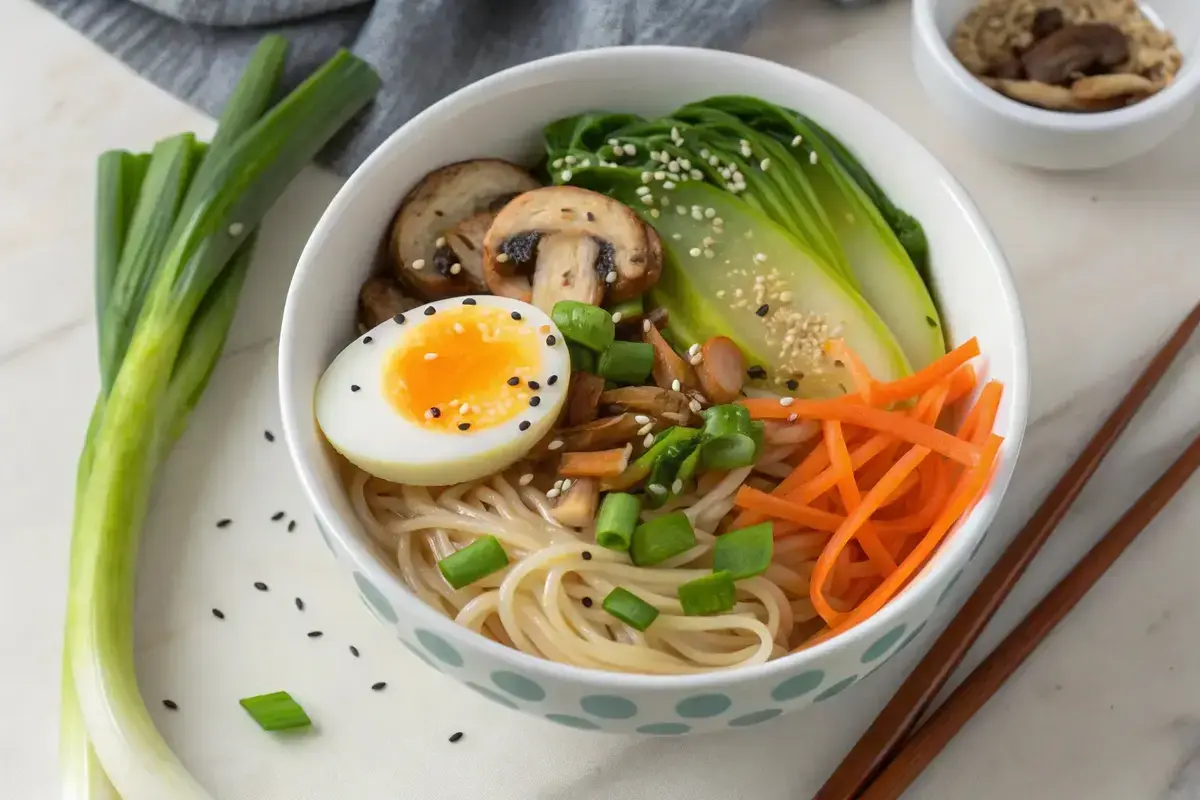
[
  {"left": 597, "top": 340, "right": 655, "bottom": 384},
  {"left": 632, "top": 426, "right": 701, "bottom": 471},
  {"left": 750, "top": 420, "right": 766, "bottom": 463},
  {"left": 568, "top": 342, "right": 597, "bottom": 373},
  {"left": 606, "top": 295, "right": 645, "bottom": 319},
  {"left": 678, "top": 571, "right": 737, "bottom": 616},
  {"left": 630, "top": 511, "right": 695, "bottom": 566},
  {"left": 438, "top": 535, "right": 509, "bottom": 589},
  {"left": 239, "top": 691, "right": 312, "bottom": 731},
  {"left": 552, "top": 300, "right": 615, "bottom": 352},
  {"left": 602, "top": 587, "right": 660, "bottom": 631},
  {"left": 677, "top": 444, "right": 703, "bottom": 485},
  {"left": 700, "top": 404, "right": 758, "bottom": 469},
  {"left": 713, "top": 522, "right": 774, "bottom": 580},
  {"left": 645, "top": 436, "right": 702, "bottom": 508},
  {"left": 596, "top": 492, "right": 640, "bottom": 551}
]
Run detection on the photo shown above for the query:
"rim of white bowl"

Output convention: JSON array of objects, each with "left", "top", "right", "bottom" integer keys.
[
  {"left": 912, "top": 0, "right": 1200, "bottom": 132},
  {"left": 280, "top": 45, "right": 1031, "bottom": 692}
]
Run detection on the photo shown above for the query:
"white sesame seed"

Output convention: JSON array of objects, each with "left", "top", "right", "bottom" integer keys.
[
  {"left": 647, "top": 483, "right": 667, "bottom": 495},
  {"left": 787, "top": 413, "right": 799, "bottom": 423},
  {"left": 227, "top": 222, "right": 244, "bottom": 236},
  {"left": 561, "top": 169, "right": 573, "bottom": 181},
  {"left": 519, "top": 473, "right": 534, "bottom": 486},
  {"left": 689, "top": 247, "right": 702, "bottom": 257},
  {"left": 689, "top": 354, "right": 703, "bottom": 366},
  {"left": 703, "top": 249, "right": 714, "bottom": 259},
  {"left": 650, "top": 208, "right": 660, "bottom": 218},
  {"left": 449, "top": 263, "right": 462, "bottom": 275},
  {"left": 671, "top": 126, "right": 681, "bottom": 141},
  {"left": 425, "top": 352, "right": 438, "bottom": 361},
  {"left": 608, "top": 138, "right": 620, "bottom": 146},
  {"left": 760, "top": 158, "right": 771, "bottom": 171},
  {"left": 546, "top": 488, "right": 561, "bottom": 499},
  {"left": 553, "top": 158, "right": 564, "bottom": 168},
  {"left": 565, "top": 155, "right": 577, "bottom": 165},
  {"left": 809, "top": 151, "right": 819, "bottom": 165},
  {"left": 634, "top": 414, "right": 651, "bottom": 425},
  {"left": 779, "top": 291, "right": 794, "bottom": 303},
  {"left": 662, "top": 181, "right": 676, "bottom": 190},
  {"left": 424, "top": 410, "right": 433, "bottom": 420},
  {"left": 606, "top": 270, "right": 617, "bottom": 284},
  {"left": 689, "top": 169, "right": 703, "bottom": 180},
  {"left": 668, "top": 162, "right": 680, "bottom": 174},
  {"left": 713, "top": 217, "right": 724, "bottom": 226},
  {"left": 638, "top": 422, "right": 654, "bottom": 436},
  {"left": 643, "top": 432, "right": 655, "bottom": 448},
  {"left": 453, "top": 322, "right": 465, "bottom": 334},
  {"left": 716, "top": 290, "right": 726, "bottom": 299},
  {"left": 691, "top": 208, "right": 704, "bottom": 221},
  {"left": 741, "top": 146, "right": 753, "bottom": 158},
  {"left": 659, "top": 151, "right": 671, "bottom": 163},
  {"left": 670, "top": 380, "right": 682, "bottom": 394},
  {"left": 641, "top": 194, "right": 655, "bottom": 204},
  {"left": 700, "top": 148, "right": 710, "bottom": 159},
  {"left": 650, "top": 150, "right": 661, "bottom": 160},
  {"left": 459, "top": 403, "right": 470, "bottom": 414},
  {"left": 689, "top": 399, "right": 703, "bottom": 413},
  {"left": 561, "top": 479, "right": 573, "bottom": 492},
  {"left": 779, "top": 396, "right": 795, "bottom": 407},
  {"left": 676, "top": 205, "right": 687, "bottom": 215},
  {"left": 624, "top": 144, "right": 637, "bottom": 156},
  {"left": 654, "top": 171, "right": 667, "bottom": 181},
  {"left": 672, "top": 232, "right": 682, "bottom": 240},
  {"left": 636, "top": 186, "right": 651, "bottom": 196},
  {"left": 611, "top": 312, "right": 624, "bottom": 324},
  {"left": 412, "top": 259, "right": 426, "bottom": 270},
  {"left": 791, "top": 134, "right": 803, "bottom": 146},
  {"left": 435, "top": 236, "right": 447, "bottom": 247},
  {"left": 671, "top": 479, "right": 684, "bottom": 494},
  {"left": 548, "top": 439, "right": 564, "bottom": 451},
  {"left": 702, "top": 236, "right": 715, "bottom": 247},
  {"left": 641, "top": 171, "right": 652, "bottom": 183},
  {"left": 754, "top": 253, "right": 768, "bottom": 263},
  {"left": 739, "top": 138, "right": 750, "bottom": 147},
  {"left": 643, "top": 319, "right": 652, "bottom": 332},
  {"left": 688, "top": 343, "right": 701, "bottom": 356},
  {"left": 579, "top": 159, "right": 591, "bottom": 168},
  {"left": 709, "top": 155, "right": 720, "bottom": 166},
  {"left": 733, "top": 171, "right": 745, "bottom": 183}
]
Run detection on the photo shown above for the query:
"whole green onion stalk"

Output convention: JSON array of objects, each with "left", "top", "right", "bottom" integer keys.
[{"left": 60, "top": 37, "right": 379, "bottom": 799}]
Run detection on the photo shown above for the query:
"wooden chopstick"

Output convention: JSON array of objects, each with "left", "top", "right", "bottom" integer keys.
[
  {"left": 814, "top": 301, "right": 1200, "bottom": 800},
  {"left": 860, "top": 430, "right": 1200, "bottom": 799}
]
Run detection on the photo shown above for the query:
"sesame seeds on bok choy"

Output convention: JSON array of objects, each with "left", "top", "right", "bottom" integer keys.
[{"left": 60, "top": 37, "right": 378, "bottom": 800}]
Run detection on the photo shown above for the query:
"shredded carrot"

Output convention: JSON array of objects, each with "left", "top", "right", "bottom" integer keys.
[
  {"left": 945, "top": 364, "right": 978, "bottom": 405},
  {"left": 959, "top": 380, "right": 1004, "bottom": 445},
  {"left": 869, "top": 338, "right": 981, "bottom": 407},
  {"left": 823, "top": 421, "right": 897, "bottom": 576}
]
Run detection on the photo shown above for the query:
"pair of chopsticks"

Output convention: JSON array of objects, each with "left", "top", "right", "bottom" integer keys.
[{"left": 815, "top": 301, "right": 1200, "bottom": 800}]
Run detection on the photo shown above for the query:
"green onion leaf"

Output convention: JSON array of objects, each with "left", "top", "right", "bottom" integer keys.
[
  {"left": 239, "top": 691, "right": 312, "bottom": 731},
  {"left": 597, "top": 340, "right": 655, "bottom": 385},
  {"left": 630, "top": 511, "right": 695, "bottom": 566},
  {"left": 645, "top": 435, "right": 703, "bottom": 508},
  {"left": 602, "top": 587, "right": 660, "bottom": 631},
  {"left": 713, "top": 522, "right": 774, "bottom": 580},
  {"left": 596, "top": 492, "right": 640, "bottom": 551},
  {"left": 552, "top": 300, "right": 615, "bottom": 352},
  {"left": 438, "top": 535, "right": 510, "bottom": 589},
  {"left": 678, "top": 571, "right": 737, "bottom": 616},
  {"left": 568, "top": 342, "right": 597, "bottom": 373}
]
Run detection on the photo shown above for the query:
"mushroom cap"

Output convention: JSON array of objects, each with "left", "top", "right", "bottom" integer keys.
[
  {"left": 481, "top": 186, "right": 663, "bottom": 313},
  {"left": 390, "top": 159, "right": 539, "bottom": 299}
]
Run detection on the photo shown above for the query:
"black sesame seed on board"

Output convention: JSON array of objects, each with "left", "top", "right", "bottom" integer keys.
[
  {"left": 424, "top": 306, "right": 437, "bottom": 316},
  {"left": 429, "top": 407, "right": 441, "bottom": 418},
  {"left": 511, "top": 311, "right": 522, "bottom": 321},
  {"left": 528, "top": 380, "right": 540, "bottom": 390},
  {"left": 747, "top": 365, "right": 767, "bottom": 380},
  {"left": 350, "top": 384, "right": 361, "bottom": 392},
  {"left": 216, "top": 518, "right": 232, "bottom": 529},
  {"left": 307, "top": 631, "right": 323, "bottom": 639},
  {"left": 581, "top": 597, "right": 593, "bottom": 608},
  {"left": 349, "top": 645, "right": 360, "bottom": 658},
  {"left": 546, "top": 334, "right": 557, "bottom": 346},
  {"left": 786, "top": 379, "right": 799, "bottom": 391},
  {"left": 518, "top": 421, "right": 531, "bottom": 431},
  {"left": 363, "top": 336, "right": 373, "bottom": 344},
  {"left": 271, "top": 511, "right": 285, "bottom": 521},
  {"left": 211, "top": 608, "right": 225, "bottom": 619},
  {"left": 507, "top": 376, "right": 520, "bottom": 386},
  {"left": 294, "top": 597, "right": 305, "bottom": 611},
  {"left": 755, "top": 304, "right": 769, "bottom": 318},
  {"left": 394, "top": 313, "right": 406, "bottom": 324},
  {"left": 162, "top": 699, "right": 179, "bottom": 711},
  {"left": 925, "top": 315, "right": 938, "bottom": 328},
  {"left": 449, "top": 731, "right": 464, "bottom": 743},
  {"left": 264, "top": 430, "right": 275, "bottom": 442},
  {"left": 547, "top": 374, "right": 558, "bottom": 385},
  {"left": 462, "top": 298, "right": 477, "bottom": 305},
  {"left": 371, "top": 682, "right": 387, "bottom": 692},
  {"left": 582, "top": 551, "right": 593, "bottom": 561},
  {"left": 254, "top": 582, "right": 269, "bottom": 592},
  {"left": 529, "top": 396, "right": 541, "bottom": 407},
  {"left": 287, "top": 520, "right": 297, "bottom": 533},
  {"left": 458, "top": 422, "right": 471, "bottom": 431}
]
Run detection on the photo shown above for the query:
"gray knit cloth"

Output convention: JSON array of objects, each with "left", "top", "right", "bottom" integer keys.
[{"left": 37, "top": 0, "right": 771, "bottom": 175}]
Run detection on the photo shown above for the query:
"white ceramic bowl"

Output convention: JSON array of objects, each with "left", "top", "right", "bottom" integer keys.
[
  {"left": 912, "top": 0, "right": 1200, "bottom": 170},
  {"left": 279, "top": 46, "right": 1030, "bottom": 736}
]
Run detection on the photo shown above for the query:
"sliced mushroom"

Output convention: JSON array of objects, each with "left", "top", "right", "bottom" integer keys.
[
  {"left": 559, "top": 413, "right": 644, "bottom": 452},
  {"left": 696, "top": 336, "right": 747, "bottom": 404},
  {"left": 599, "top": 386, "right": 693, "bottom": 419},
  {"left": 644, "top": 323, "right": 700, "bottom": 393},
  {"left": 1020, "top": 24, "right": 1129, "bottom": 86},
  {"left": 566, "top": 371, "right": 607, "bottom": 427},
  {"left": 482, "top": 186, "right": 663, "bottom": 314},
  {"left": 550, "top": 478, "right": 599, "bottom": 528},
  {"left": 357, "top": 274, "right": 420, "bottom": 333},
  {"left": 391, "top": 159, "right": 539, "bottom": 300}
]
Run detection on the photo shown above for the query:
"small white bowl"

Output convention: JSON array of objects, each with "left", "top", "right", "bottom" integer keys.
[
  {"left": 279, "top": 46, "right": 1030, "bottom": 735},
  {"left": 912, "top": 0, "right": 1200, "bottom": 169}
]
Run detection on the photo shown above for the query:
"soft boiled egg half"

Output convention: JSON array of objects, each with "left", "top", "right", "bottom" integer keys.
[{"left": 316, "top": 295, "right": 569, "bottom": 485}]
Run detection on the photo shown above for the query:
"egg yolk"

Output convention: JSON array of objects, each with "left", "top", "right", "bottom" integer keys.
[{"left": 382, "top": 305, "right": 544, "bottom": 432}]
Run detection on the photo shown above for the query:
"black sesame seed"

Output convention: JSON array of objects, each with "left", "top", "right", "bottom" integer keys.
[
  {"left": 582, "top": 551, "right": 593, "bottom": 561},
  {"left": 529, "top": 396, "right": 541, "bottom": 407},
  {"left": 925, "top": 315, "right": 938, "bottom": 328},
  {"left": 458, "top": 422, "right": 471, "bottom": 431},
  {"left": 349, "top": 645, "right": 360, "bottom": 658},
  {"left": 747, "top": 365, "right": 767, "bottom": 380},
  {"left": 449, "top": 731, "right": 464, "bottom": 743},
  {"left": 839, "top": 382, "right": 849, "bottom": 393},
  {"left": 271, "top": 511, "right": 285, "bottom": 521},
  {"left": 424, "top": 306, "right": 436, "bottom": 316},
  {"left": 511, "top": 311, "right": 522, "bottom": 321},
  {"left": 528, "top": 380, "right": 540, "bottom": 390},
  {"left": 287, "top": 520, "right": 297, "bottom": 533},
  {"left": 834, "top": 360, "right": 845, "bottom": 368},
  {"left": 755, "top": 304, "right": 769, "bottom": 317},
  {"left": 162, "top": 699, "right": 178, "bottom": 711},
  {"left": 586, "top": 212, "right": 596, "bottom": 222},
  {"left": 547, "top": 374, "right": 558, "bottom": 385},
  {"left": 546, "top": 334, "right": 557, "bottom": 346},
  {"left": 307, "top": 631, "right": 323, "bottom": 638},
  {"left": 394, "top": 313, "right": 406, "bottom": 324},
  {"left": 294, "top": 597, "right": 305, "bottom": 611},
  {"left": 212, "top": 608, "right": 225, "bottom": 619},
  {"left": 518, "top": 421, "right": 531, "bottom": 431},
  {"left": 254, "top": 582, "right": 268, "bottom": 592},
  {"left": 371, "top": 682, "right": 387, "bottom": 692},
  {"left": 216, "top": 518, "right": 232, "bottom": 529},
  {"left": 430, "top": 406, "right": 441, "bottom": 418},
  {"left": 581, "top": 597, "right": 593, "bottom": 608},
  {"left": 363, "top": 336, "right": 373, "bottom": 344},
  {"left": 507, "top": 376, "right": 520, "bottom": 386},
  {"left": 786, "top": 379, "right": 799, "bottom": 391},
  {"left": 350, "top": 384, "right": 361, "bottom": 392},
  {"left": 264, "top": 430, "right": 275, "bottom": 442},
  {"left": 462, "top": 298, "right": 477, "bottom": 305}
]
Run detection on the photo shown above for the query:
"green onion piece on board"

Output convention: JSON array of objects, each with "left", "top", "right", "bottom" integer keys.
[
  {"left": 438, "top": 535, "right": 510, "bottom": 589},
  {"left": 568, "top": 342, "right": 597, "bottom": 373},
  {"left": 602, "top": 587, "right": 660, "bottom": 631},
  {"left": 630, "top": 511, "right": 696, "bottom": 566},
  {"left": 596, "top": 492, "right": 640, "bottom": 551},
  {"left": 597, "top": 340, "right": 655, "bottom": 385},
  {"left": 713, "top": 522, "right": 774, "bottom": 580},
  {"left": 678, "top": 571, "right": 737, "bottom": 616},
  {"left": 552, "top": 300, "right": 616, "bottom": 352},
  {"left": 606, "top": 295, "right": 645, "bottom": 319},
  {"left": 239, "top": 691, "right": 312, "bottom": 731},
  {"left": 700, "top": 404, "right": 758, "bottom": 469}
]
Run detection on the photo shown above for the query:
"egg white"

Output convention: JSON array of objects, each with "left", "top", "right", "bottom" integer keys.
[{"left": 316, "top": 295, "right": 570, "bottom": 485}]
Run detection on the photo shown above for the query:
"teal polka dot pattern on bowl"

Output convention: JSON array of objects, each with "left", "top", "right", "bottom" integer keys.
[
  {"left": 580, "top": 695, "right": 638, "bottom": 719},
  {"left": 815, "top": 675, "right": 858, "bottom": 702},
  {"left": 676, "top": 694, "right": 732, "bottom": 718},
  {"left": 466, "top": 682, "right": 518, "bottom": 710},
  {"left": 771, "top": 670, "right": 824, "bottom": 702},
  {"left": 415, "top": 628, "right": 463, "bottom": 667},
  {"left": 970, "top": 531, "right": 989, "bottom": 560},
  {"left": 898, "top": 621, "right": 928, "bottom": 653},
  {"left": 546, "top": 713, "right": 600, "bottom": 730},
  {"left": 862, "top": 624, "right": 907, "bottom": 664},
  {"left": 353, "top": 571, "right": 397, "bottom": 623},
  {"left": 937, "top": 570, "right": 964, "bottom": 606},
  {"left": 491, "top": 671, "right": 545, "bottom": 702},
  {"left": 400, "top": 640, "right": 440, "bottom": 671},
  {"left": 638, "top": 722, "right": 691, "bottom": 735},
  {"left": 728, "top": 709, "right": 783, "bottom": 727}
]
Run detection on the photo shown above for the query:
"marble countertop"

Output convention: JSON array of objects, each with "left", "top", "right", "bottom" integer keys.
[{"left": 4, "top": 1, "right": 1199, "bottom": 798}]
